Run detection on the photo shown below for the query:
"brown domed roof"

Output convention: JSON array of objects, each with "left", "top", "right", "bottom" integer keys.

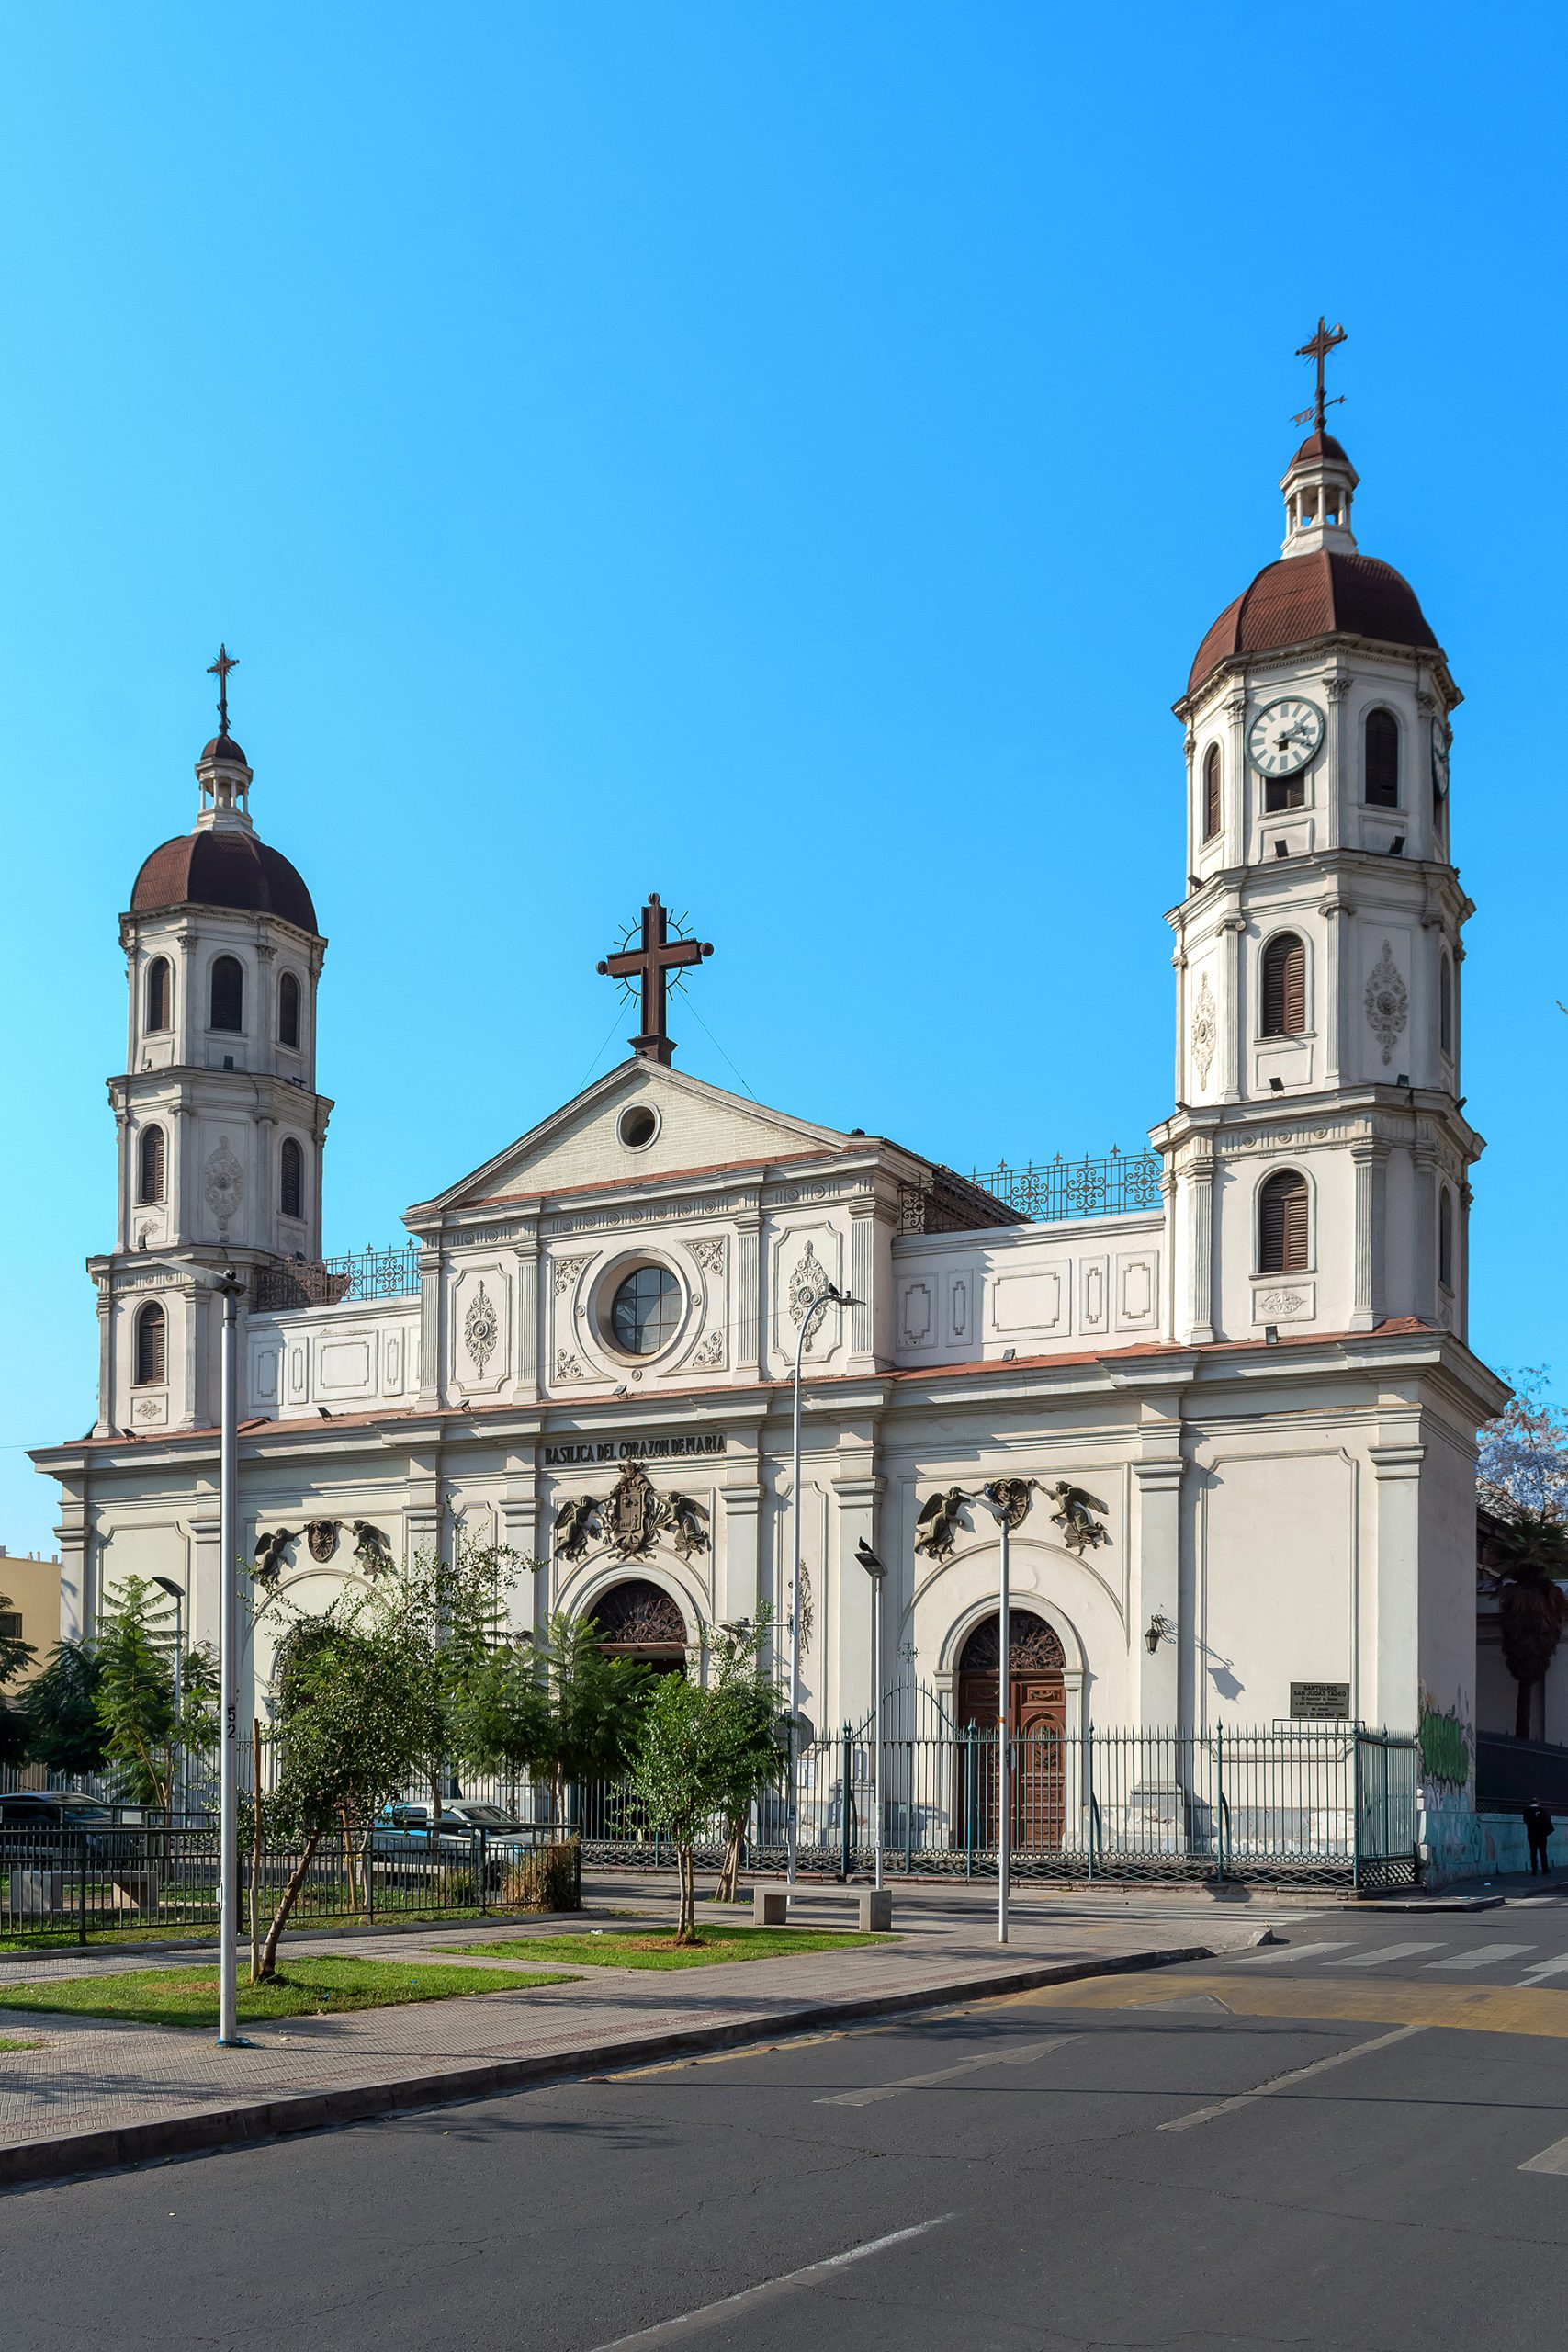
[
  {"left": 1189, "top": 549, "right": 1439, "bottom": 698},
  {"left": 1289, "top": 430, "right": 1352, "bottom": 469},
  {"left": 199, "top": 734, "right": 250, "bottom": 767},
  {"left": 131, "top": 829, "right": 319, "bottom": 934}
]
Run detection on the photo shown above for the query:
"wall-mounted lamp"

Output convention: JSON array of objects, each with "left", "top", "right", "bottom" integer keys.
[
  {"left": 1144, "top": 1610, "right": 1176, "bottom": 1655},
  {"left": 1269, "top": 1076, "right": 1284, "bottom": 1093}
]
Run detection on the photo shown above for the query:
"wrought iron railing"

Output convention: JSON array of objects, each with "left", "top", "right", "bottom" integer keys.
[
  {"left": 965, "top": 1148, "right": 1165, "bottom": 1225},
  {"left": 253, "top": 1241, "right": 422, "bottom": 1315}
]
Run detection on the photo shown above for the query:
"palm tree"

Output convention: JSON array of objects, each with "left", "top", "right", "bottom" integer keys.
[{"left": 1481, "top": 1510, "right": 1568, "bottom": 1739}]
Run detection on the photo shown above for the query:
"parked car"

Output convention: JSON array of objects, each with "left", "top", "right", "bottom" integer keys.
[{"left": 0, "top": 1792, "right": 141, "bottom": 1866}]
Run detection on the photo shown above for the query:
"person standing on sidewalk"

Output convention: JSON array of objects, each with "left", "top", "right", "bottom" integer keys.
[{"left": 1523, "top": 1799, "right": 1554, "bottom": 1875}]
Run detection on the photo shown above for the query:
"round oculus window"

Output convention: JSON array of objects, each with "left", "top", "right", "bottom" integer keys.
[
  {"left": 617, "top": 1104, "right": 660, "bottom": 1150},
  {"left": 610, "top": 1264, "right": 682, "bottom": 1356}
]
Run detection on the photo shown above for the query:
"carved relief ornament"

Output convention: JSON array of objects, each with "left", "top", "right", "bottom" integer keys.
[
  {"left": 1364, "top": 941, "right": 1410, "bottom": 1066},
  {"left": 1190, "top": 973, "right": 1217, "bottom": 1089}
]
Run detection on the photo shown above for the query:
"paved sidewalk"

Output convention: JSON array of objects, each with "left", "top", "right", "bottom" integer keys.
[{"left": 0, "top": 1877, "right": 1262, "bottom": 2186}]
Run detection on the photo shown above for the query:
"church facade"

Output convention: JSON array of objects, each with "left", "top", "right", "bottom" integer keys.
[{"left": 34, "top": 390, "right": 1506, "bottom": 1841}]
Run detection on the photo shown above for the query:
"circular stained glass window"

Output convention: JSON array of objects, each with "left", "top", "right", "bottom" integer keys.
[{"left": 610, "top": 1264, "right": 682, "bottom": 1356}]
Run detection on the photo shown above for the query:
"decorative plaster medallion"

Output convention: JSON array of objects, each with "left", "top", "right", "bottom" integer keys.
[
  {"left": 552, "top": 1253, "right": 593, "bottom": 1297},
  {"left": 554, "top": 1348, "right": 588, "bottom": 1382},
  {"left": 1190, "top": 973, "right": 1217, "bottom": 1088},
  {"left": 464, "top": 1281, "right": 500, "bottom": 1376},
  {"left": 133, "top": 1397, "right": 162, "bottom": 1421},
  {"left": 1364, "top": 941, "right": 1409, "bottom": 1066},
  {"left": 788, "top": 1241, "right": 829, "bottom": 1354},
  {"left": 1256, "top": 1288, "right": 1305, "bottom": 1316},
  {"left": 203, "top": 1136, "right": 243, "bottom": 1230},
  {"left": 690, "top": 1330, "right": 726, "bottom": 1368},
  {"left": 690, "top": 1237, "right": 727, "bottom": 1276},
  {"left": 306, "top": 1519, "right": 339, "bottom": 1564}
]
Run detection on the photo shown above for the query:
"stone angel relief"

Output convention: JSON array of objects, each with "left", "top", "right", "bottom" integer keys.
[
  {"left": 552, "top": 1495, "right": 601, "bottom": 1564},
  {"left": 914, "top": 1487, "right": 971, "bottom": 1562},
  {"left": 252, "top": 1527, "right": 295, "bottom": 1586},
  {"left": 658, "top": 1492, "right": 711, "bottom": 1564},
  {"left": 1048, "top": 1481, "right": 1111, "bottom": 1555},
  {"left": 350, "top": 1521, "right": 394, "bottom": 1577}
]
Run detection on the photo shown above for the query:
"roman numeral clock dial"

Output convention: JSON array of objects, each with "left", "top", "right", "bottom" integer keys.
[{"left": 1247, "top": 696, "right": 1325, "bottom": 777}]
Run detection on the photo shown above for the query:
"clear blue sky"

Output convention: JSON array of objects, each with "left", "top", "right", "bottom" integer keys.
[{"left": 2, "top": 4, "right": 1564, "bottom": 1551}]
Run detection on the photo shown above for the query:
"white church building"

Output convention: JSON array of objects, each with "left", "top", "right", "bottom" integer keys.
[{"left": 34, "top": 376, "right": 1506, "bottom": 1871}]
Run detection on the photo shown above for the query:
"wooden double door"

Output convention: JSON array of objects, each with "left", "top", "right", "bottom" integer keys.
[{"left": 956, "top": 1610, "right": 1066, "bottom": 1851}]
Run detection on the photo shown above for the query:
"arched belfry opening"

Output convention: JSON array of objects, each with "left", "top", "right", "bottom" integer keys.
[{"left": 590, "top": 1578, "right": 689, "bottom": 1674}]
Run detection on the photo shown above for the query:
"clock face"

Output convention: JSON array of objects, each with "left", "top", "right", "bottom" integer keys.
[
  {"left": 1247, "top": 697, "right": 1325, "bottom": 779},
  {"left": 1431, "top": 726, "right": 1450, "bottom": 792}
]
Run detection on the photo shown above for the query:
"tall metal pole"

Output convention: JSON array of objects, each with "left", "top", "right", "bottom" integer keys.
[
  {"left": 998, "top": 1509, "right": 1010, "bottom": 1947},
  {"left": 786, "top": 1284, "right": 853, "bottom": 1890},
  {"left": 172, "top": 1591, "right": 184, "bottom": 1819},
  {"left": 218, "top": 1273, "right": 242, "bottom": 2046},
  {"left": 872, "top": 1566, "right": 884, "bottom": 1893}
]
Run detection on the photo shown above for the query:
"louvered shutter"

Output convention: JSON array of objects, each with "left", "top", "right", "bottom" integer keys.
[
  {"left": 1259, "top": 1172, "right": 1309, "bottom": 1273},
  {"left": 1203, "top": 745, "right": 1221, "bottom": 839},
  {"left": 1262, "top": 934, "right": 1306, "bottom": 1036},
  {"left": 1364, "top": 708, "right": 1400, "bottom": 807}
]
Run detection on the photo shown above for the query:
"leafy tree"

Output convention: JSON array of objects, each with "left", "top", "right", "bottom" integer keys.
[
  {"left": 19, "top": 1639, "right": 107, "bottom": 1775},
  {"left": 1480, "top": 1512, "right": 1568, "bottom": 1739},
  {"left": 367, "top": 1542, "right": 528, "bottom": 1826},
  {"left": 705, "top": 1614, "right": 790, "bottom": 1903},
  {"left": 0, "top": 1593, "right": 38, "bottom": 1766},
  {"left": 456, "top": 1609, "right": 651, "bottom": 1826},
  {"left": 251, "top": 1601, "right": 428, "bottom": 1979},
  {"left": 1479, "top": 1368, "right": 1568, "bottom": 1521},
  {"left": 94, "top": 1577, "right": 218, "bottom": 1809},
  {"left": 631, "top": 1670, "right": 724, "bottom": 1942}
]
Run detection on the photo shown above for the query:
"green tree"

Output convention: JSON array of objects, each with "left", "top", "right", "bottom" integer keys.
[
  {"left": 251, "top": 1601, "right": 428, "bottom": 1979},
  {"left": 0, "top": 1593, "right": 38, "bottom": 1765},
  {"left": 705, "top": 1614, "right": 790, "bottom": 1904},
  {"left": 535, "top": 1610, "right": 652, "bottom": 1823},
  {"left": 631, "top": 1670, "right": 724, "bottom": 1942},
  {"left": 19, "top": 1639, "right": 106, "bottom": 1775},
  {"left": 94, "top": 1577, "right": 217, "bottom": 1809},
  {"left": 1481, "top": 1511, "right": 1568, "bottom": 1739},
  {"left": 367, "top": 1542, "right": 530, "bottom": 1826}
]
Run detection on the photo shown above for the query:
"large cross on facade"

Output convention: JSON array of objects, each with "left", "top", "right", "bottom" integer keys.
[
  {"left": 1292, "top": 317, "right": 1348, "bottom": 433},
  {"left": 597, "top": 893, "right": 714, "bottom": 1067},
  {"left": 207, "top": 642, "right": 239, "bottom": 735}
]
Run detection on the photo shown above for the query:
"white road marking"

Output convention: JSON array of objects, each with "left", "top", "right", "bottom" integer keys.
[
  {"left": 1322, "top": 1942, "right": 1442, "bottom": 1968},
  {"left": 1426, "top": 1942, "right": 1536, "bottom": 1972},
  {"left": 1520, "top": 2132, "right": 1568, "bottom": 2176},
  {"left": 1224, "top": 1941, "right": 1352, "bottom": 1967},
  {"left": 816, "top": 2035, "right": 1075, "bottom": 2107},
  {"left": 1519, "top": 1954, "right": 1568, "bottom": 1982},
  {"left": 1159, "top": 2023, "right": 1426, "bottom": 2132},
  {"left": 588, "top": 2214, "right": 955, "bottom": 2347}
]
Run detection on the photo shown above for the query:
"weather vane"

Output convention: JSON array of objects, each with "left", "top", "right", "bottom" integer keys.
[
  {"left": 207, "top": 642, "right": 238, "bottom": 736},
  {"left": 1292, "top": 316, "right": 1348, "bottom": 433}
]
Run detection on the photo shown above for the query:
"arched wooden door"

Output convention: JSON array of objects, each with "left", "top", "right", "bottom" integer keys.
[
  {"left": 589, "top": 1579, "right": 689, "bottom": 1675},
  {"left": 955, "top": 1610, "right": 1066, "bottom": 1851}
]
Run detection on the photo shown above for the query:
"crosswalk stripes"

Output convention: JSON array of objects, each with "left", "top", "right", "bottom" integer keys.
[
  {"left": 1222, "top": 1936, "right": 1568, "bottom": 1984},
  {"left": 1519, "top": 1955, "right": 1568, "bottom": 1981},
  {"left": 1427, "top": 1943, "right": 1537, "bottom": 1972},
  {"left": 1323, "top": 1942, "right": 1442, "bottom": 1968},
  {"left": 1225, "top": 1941, "right": 1351, "bottom": 1967}
]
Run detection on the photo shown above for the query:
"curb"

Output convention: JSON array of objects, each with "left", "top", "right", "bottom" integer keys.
[{"left": 0, "top": 1941, "right": 1213, "bottom": 2192}]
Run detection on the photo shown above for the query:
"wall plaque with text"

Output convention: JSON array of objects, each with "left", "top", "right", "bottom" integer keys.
[{"left": 1290, "top": 1680, "right": 1351, "bottom": 1721}]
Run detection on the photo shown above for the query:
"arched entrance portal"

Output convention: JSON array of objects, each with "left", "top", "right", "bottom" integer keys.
[
  {"left": 590, "top": 1579, "right": 689, "bottom": 1675},
  {"left": 955, "top": 1609, "right": 1066, "bottom": 1852}
]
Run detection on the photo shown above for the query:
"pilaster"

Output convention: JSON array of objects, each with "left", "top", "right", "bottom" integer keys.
[
  {"left": 1132, "top": 1452, "right": 1183, "bottom": 1729},
  {"left": 1187, "top": 1154, "right": 1215, "bottom": 1345}
]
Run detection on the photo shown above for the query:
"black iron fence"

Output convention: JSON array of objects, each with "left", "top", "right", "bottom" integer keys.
[
  {"left": 0, "top": 1822, "right": 577, "bottom": 1945},
  {"left": 968, "top": 1149, "right": 1166, "bottom": 1224},
  {"left": 253, "top": 1241, "right": 422, "bottom": 1315}
]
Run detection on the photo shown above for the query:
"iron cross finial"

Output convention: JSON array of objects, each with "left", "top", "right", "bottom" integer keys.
[
  {"left": 596, "top": 893, "right": 715, "bottom": 1068},
  {"left": 207, "top": 643, "right": 238, "bottom": 736},
  {"left": 1292, "top": 317, "right": 1348, "bottom": 434}
]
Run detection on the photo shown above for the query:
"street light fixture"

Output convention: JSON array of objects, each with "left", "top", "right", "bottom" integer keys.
[
  {"left": 134, "top": 1260, "right": 247, "bottom": 2046},
  {"left": 854, "top": 1538, "right": 886, "bottom": 1891},
  {"left": 786, "top": 1281, "right": 859, "bottom": 1889},
  {"left": 150, "top": 1577, "right": 186, "bottom": 1820}
]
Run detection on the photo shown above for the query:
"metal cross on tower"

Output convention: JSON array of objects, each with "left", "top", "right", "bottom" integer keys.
[
  {"left": 597, "top": 893, "right": 714, "bottom": 1067},
  {"left": 207, "top": 643, "right": 239, "bottom": 736},
  {"left": 1292, "top": 317, "right": 1348, "bottom": 433}
]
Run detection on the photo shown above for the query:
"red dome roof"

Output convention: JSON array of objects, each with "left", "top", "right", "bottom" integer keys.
[
  {"left": 1288, "top": 430, "right": 1352, "bottom": 469},
  {"left": 131, "top": 829, "right": 319, "bottom": 934},
  {"left": 199, "top": 733, "right": 250, "bottom": 766},
  {"left": 1189, "top": 549, "right": 1439, "bottom": 698}
]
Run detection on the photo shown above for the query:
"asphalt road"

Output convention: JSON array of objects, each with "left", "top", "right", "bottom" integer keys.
[{"left": 12, "top": 1898, "right": 1568, "bottom": 2352}]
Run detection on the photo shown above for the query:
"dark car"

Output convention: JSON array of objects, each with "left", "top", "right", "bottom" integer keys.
[{"left": 0, "top": 1792, "right": 140, "bottom": 1866}]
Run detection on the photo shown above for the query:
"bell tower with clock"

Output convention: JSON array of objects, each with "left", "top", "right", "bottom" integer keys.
[{"left": 1154, "top": 323, "right": 1481, "bottom": 1349}]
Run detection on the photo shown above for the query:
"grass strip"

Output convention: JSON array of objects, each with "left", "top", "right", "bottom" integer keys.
[
  {"left": 445, "top": 1926, "right": 895, "bottom": 1971},
  {"left": 0, "top": 1953, "right": 577, "bottom": 2030}
]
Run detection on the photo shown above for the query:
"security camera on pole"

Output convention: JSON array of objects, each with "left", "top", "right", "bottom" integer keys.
[{"left": 785, "top": 1280, "right": 859, "bottom": 1890}]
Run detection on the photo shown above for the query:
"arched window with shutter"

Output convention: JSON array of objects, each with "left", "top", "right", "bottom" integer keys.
[
  {"left": 279, "top": 1136, "right": 304, "bottom": 1221},
  {"left": 137, "top": 1125, "right": 165, "bottom": 1204},
  {"left": 1258, "top": 1170, "right": 1310, "bottom": 1273},
  {"left": 1439, "top": 953, "right": 1454, "bottom": 1057},
  {"left": 1202, "top": 743, "right": 1221, "bottom": 841},
  {"left": 134, "top": 1301, "right": 166, "bottom": 1386},
  {"left": 145, "top": 956, "right": 172, "bottom": 1033},
  {"left": 1438, "top": 1187, "right": 1454, "bottom": 1291},
  {"left": 209, "top": 955, "right": 243, "bottom": 1033},
  {"left": 278, "top": 970, "right": 301, "bottom": 1049},
  {"left": 1260, "top": 933, "right": 1307, "bottom": 1037},
  {"left": 1364, "top": 707, "right": 1400, "bottom": 807}
]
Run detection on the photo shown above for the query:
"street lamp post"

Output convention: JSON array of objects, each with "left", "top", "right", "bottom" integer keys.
[
  {"left": 151, "top": 1577, "right": 186, "bottom": 1819},
  {"left": 854, "top": 1539, "right": 886, "bottom": 1890},
  {"left": 976, "top": 1480, "right": 1034, "bottom": 1948},
  {"left": 786, "top": 1282, "right": 857, "bottom": 1890}
]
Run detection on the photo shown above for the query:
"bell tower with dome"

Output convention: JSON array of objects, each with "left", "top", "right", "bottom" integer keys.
[
  {"left": 93, "top": 651, "right": 332, "bottom": 1436},
  {"left": 1154, "top": 327, "right": 1482, "bottom": 1349}
]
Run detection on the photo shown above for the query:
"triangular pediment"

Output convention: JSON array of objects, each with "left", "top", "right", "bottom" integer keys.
[{"left": 411, "top": 1060, "right": 857, "bottom": 1219}]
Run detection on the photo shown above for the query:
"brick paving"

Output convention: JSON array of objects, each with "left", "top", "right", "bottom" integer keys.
[{"left": 0, "top": 1876, "right": 1267, "bottom": 2167}]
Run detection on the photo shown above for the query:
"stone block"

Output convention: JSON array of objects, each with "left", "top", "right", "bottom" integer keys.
[
  {"left": 753, "top": 1887, "right": 789, "bottom": 1927},
  {"left": 8, "top": 1871, "right": 62, "bottom": 1922},
  {"left": 857, "top": 1887, "right": 893, "bottom": 1932}
]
